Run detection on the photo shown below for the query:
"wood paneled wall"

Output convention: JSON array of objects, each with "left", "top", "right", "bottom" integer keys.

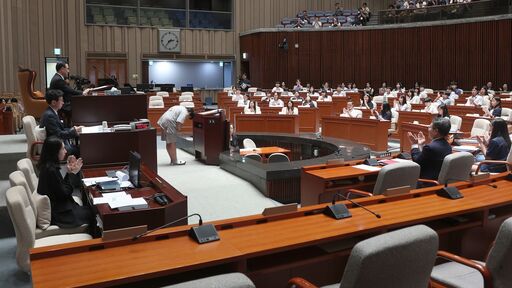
[{"left": 240, "top": 19, "right": 512, "bottom": 90}]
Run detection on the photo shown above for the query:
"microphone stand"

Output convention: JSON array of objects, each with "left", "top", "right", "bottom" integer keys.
[
  {"left": 132, "top": 213, "right": 201, "bottom": 240},
  {"left": 92, "top": 65, "right": 119, "bottom": 88},
  {"left": 335, "top": 193, "right": 381, "bottom": 218}
]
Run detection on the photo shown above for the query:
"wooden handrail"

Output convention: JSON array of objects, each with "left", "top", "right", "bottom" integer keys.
[
  {"left": 436, "top": 250, "right": 493, "bottom": 288},
  {"left": 287, "top": 277, "right": 319, "bottom": 288}
]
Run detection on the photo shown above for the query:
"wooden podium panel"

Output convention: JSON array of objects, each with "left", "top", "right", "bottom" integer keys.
[
  {"left": 297, "top": 107, "right": 320, "bottom": 133},
  {"left": 396, "top": 111, "right": 435, "bottom": 133},
  {"left": 398, "top": 122, "right": 431, "bottom": 152},
  {"left": 460, "top": 115, "right": 492, "bottom": 133},
  {"left": 235, "top": 114, "right": 299, "bottom": 134},
  {"left": 345, "top": 92, "right": 361, "bottom": 104},
  {"left": 317, "top": 102, "right": 335, "bottom": 120},
  {"left": 332, "top": 97, "right": 349, "bottom": 114},
  {"left": 80, "top": 128, "right": 157, "bottom": 171},
  {"left": 449, "top": 105, "right": 482, "bottom": 117},
  {"left": 193, "top": 110, "right": 229, "bottom": 165},
  {"left": 321, "top": 116, "right": 390, "bottom": 151}
]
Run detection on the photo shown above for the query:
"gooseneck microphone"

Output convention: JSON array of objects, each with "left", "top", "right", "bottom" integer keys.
[
  {"left": 132, "top": 213, "right": 219, "bottom": 244},
  {"left": 438, "top": 176, "right": 497, "bottom": 200},
  {"left": 334, "top": 193, "right": 381, "bottom": 219}
]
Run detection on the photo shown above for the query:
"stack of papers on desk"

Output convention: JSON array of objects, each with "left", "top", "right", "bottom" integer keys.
[
  {"left": 82, "top": 173, "right": 134, "bottom": 189},
  {"left": 452, "top": 145, "right": 479, "bottom": 153},
  {"left": 353, "top": 164, "right": 381, "bottom": 172},
  {"left": 92, "top": 192, "right": 148, "bottom": 209},
  {"left": 81, "top": 125, "right": 104, "bottom": 134},
  {"left": 83, "top": 177, "right": 118, "bottom": 187}
]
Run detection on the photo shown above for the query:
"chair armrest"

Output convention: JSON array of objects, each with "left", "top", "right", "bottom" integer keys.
[
  {"left": 347, "top": 189, "right": 373, "bottom": 199},
  {"left": 437, "top": 250, "right": 492, "bottom": 288},
  {"left": 288, "top": 277, "right": 319, "bottom": 288},
  {"left": 417, "top": 178, "right": 440, "bottom": 185},
  {"left": 475, "top": 160, "right": 511, "bottom": 174},
  {"left": 30, "top": 141, "right": 43, "bottom": 161}
]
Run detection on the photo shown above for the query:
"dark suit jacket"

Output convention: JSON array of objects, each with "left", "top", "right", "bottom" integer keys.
[
  {"left": 39, "top": 107, "right": 78, "bottom": 140},
  {"left": 49, "top": 73, "right": 81, "bottom": 111},
  {"left": 36, "top": 162, "right": 86, "bottom": 228},
  {"left": 411, "top": 138, "right": 452, "bottom": 180}
]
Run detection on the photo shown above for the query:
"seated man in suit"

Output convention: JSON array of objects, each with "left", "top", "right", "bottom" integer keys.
[
  {"left": 407, "top": 117, "right": 452, "bottom": 181},
  {"left": 50, "top": 62, "right": 90, "bottom": 126},
  {"left": 40, "top": 89, "right": 82, "bottom": 156}
]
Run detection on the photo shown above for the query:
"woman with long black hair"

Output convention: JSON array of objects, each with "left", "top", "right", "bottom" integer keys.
[{"left": 475, "top": 118, "right": 511, "bottom": 173}]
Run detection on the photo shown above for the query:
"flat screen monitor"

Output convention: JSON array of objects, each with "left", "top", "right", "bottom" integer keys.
[
  {"left": 158, "top": 84, "right": 175, "bottom": 92},
  {"left": 136, "top": 84, "right": 152, "bottom": 92},
  {"left": 181, "top": 86, "right": 194, "bottom": 92},
  {"left": 129, "top": 151, "right": 141, "bottom": 188}
]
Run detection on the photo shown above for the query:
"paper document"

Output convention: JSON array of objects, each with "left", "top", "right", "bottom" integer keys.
[
  {"left": 452, "top": 145, "right": 479, "bottom": 152},
  {"left": 353, "top": 164, "right": 381, "bottom": 172},
  {"left": 116, "top": 171, "right": 129, "bottom": 182},
  {"left": 81, "top": 125, "right": 104, "bottom": 134},
  {"left": 82, "top": 176, "right": 117, "bottom": 187}
]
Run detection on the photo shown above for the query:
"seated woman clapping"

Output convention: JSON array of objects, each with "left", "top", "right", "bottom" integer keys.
[
  {"left": 280, "top": 100, "right": 298, "bottom": 115},
  {"left": 244, "top": 100, "right": 261, "bottom": 114}
]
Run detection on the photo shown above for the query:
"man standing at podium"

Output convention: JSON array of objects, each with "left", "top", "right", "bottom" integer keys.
[{"left": 158, "top": 105, "right": 194, "bottom": 165}]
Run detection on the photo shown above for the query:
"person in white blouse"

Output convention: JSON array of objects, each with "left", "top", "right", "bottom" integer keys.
[
  {"left": 393, "top": 95, "right": 411, "bottom": 112},
  {"left": 231, "top": 89, "right": 244, "bottom": 102},
  {"left": 322, "top": 82, "right": 332, "bottom": 92},
  {"left": 271, "top": 82, "right": 284, "bottom": 93},
  {"left": 434, "top": 91, "right": 454, "bottom": 106},
  {"left": 418, "top": 86, "right": 429, "bottom": 99},
  {"left": 340, "top": 101, "right": 362, "bottom": 118},
  {"left": 269, "top": 93, "right": 284, "bottom": 107},
  {"left": 280, "top": 100, "right": 299, "bottom": 115},
  {"left": 312, "top": 17, "right": 322, "bottom": 28},
  {"left": 422, "top": 98, "right": 438, "bottom": 114},
  {"left": 383, "top": 87, "right": 392, "bottom": 98},
  {"left": 244, "top": 100, "right": 261, "bottom": 114},
  {"left": 465, "top": 87, "right": 483, "bottom": 106},
  {"left": 317, "top": 92, "right": 332, "bottom": 102},
  {"left": 301, "top": 95, "right": 317, "bottom": 108},
  {"left": 237, "top": 94, "right": 250, "bottom": 107},
  {"left": 333, "top": 86, "right": 346, "bottom": 96}
]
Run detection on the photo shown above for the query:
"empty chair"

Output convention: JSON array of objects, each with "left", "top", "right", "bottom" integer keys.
[
  {"left": 162, "top": 272, "right": 255, "bottom": 288},
  {"left": 431, "top": 217, "right": 512, "bottom": 288},
  {"left": 254, "top": 91, "right": 266, "bottom": 97},
  {"left": 348, "top": 162, "right": 420, "bottom": 197},
  {"left": 244, "top": 153, "right": 262, "bottom": 162},
  {"left": 179, "top": 94, "right": 193, "bottom": 102},
  {"left": 22, "top": 115, "right": 45, "bottom": 161},
  {"left": 17, "top": 68, "right": 46, "bottom": 118},
  {"left": 156, "top": 91, "right": 169, "bottom": 97},
  {"left": 243, "top": 138, "right": 256, "bottom": 149},
  {"left": 6, "top": 186, "right": 92, "bottom": 273},
  {"left": 148, "top": 95, "right": 164, "bottom": 108},
  {"left": 450, "top": 115, "right": 462, "bottom": 132},
  {"left": 499, "top": 107, "right": 511, "bottom": 120},
  {"left": 179, "top": 101, "right": 194, "bottom": 108},
  {"left": 268, "top": 153, "right": 290, "bottom": 163},
  {"left": 17, "top": 158, "right": 38, "bottom": 193},
  {"left": 470, "top": 119, "right": 491, "bottom": 137},
  {"left": 289, "top": 225, "right": 439, "bottom": 288}
]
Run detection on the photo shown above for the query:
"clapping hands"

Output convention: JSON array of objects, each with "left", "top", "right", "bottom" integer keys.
[
  {"left": 407, "top": 131, "right": 426, "bottom": 146},
  {"left": 67, "top": 155, "right": 83, "bottom": 174}
]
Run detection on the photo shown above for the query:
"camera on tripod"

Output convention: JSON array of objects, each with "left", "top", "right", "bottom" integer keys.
[{"left": 69, "top": 75, "right": 91, "bottom": 90}]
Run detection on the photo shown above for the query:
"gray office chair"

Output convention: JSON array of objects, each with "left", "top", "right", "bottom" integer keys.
[
  {"left": 348, "top": 161, "right": 420, "bottom": 198},
  {"left": 244, "top": 153, "right": 262, "bottom": 162},
  {"left": 162, "top": 272, "right": 255, "bottom": 288},
  {"left": 288, "top": 225, "right": 439, "bottom": 288},
  {"left": 17, "top": 158, "right": 38, "bottom": 193},
  {"left": 243, "top": 138, "right": 257, "bottom": 149},
  {"left": 431, "top": 217, "right": 512, "bottom": 288},
  {"left": 420, "top": 152, "right": 474, "bottom": 186},
  {"left": 268, "top": 153, "right": 290, "bottom": 163}
]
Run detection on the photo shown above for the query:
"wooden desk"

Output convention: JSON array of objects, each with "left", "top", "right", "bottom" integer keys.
[
  {"left": 460, "top": 115, "right": 492, "bottom": 133},
  {"left": 398, "top": 122, "right": 431, "bottom": 152},
  {"left": 235, "top": 114, "right": 299, "bottom": 134},
  {"left": 72, "top": 94, "right": 148, "bottom": 126},
  {"left": 297, "top": 107, "right": 319, "bottom": 133},
  {"left": 449, "top": 105, "right": 482, "bottom": 117},
  {"left": 0, "top": 109, "right": 14, "bottom": 135},
  {"left": 31, "top": 178, "right": 512, "bottom": 288},
  {"left": 396, "top": 111, "right": 435, "bottom": 133},
  {"left": 83, "top": 164, "right": 187, "bottom": 231},
  {"left": 80, "top": 128, "right": 158, "bottom": 172},
  {"left": 321, "top": 116, "right": 390, "bottom": 151}
]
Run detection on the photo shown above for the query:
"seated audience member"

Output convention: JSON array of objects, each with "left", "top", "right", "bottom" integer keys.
[
  {"left": 422, "top": 98, "right": 438, "bottom": 114},
  {"left": 418, "top": 86, "right": 429, "bottom": 99},
  {"left": 434, "top": 91, "right": 454, "bottom": 106},
  {"left": 475, "top": 118, "right": 511, "bottom": 173},
  {"left": 360, "top": 94, "right": 375, "bottom": 109},
  {"left": 269, "top": 93, "right": 284, "bottom": 107},
  {"left": 334, "top": 2, "right": 343, "bottom": 16},
  {"left": 351, "top": 83, "right": 358, "bottom": 91},
  {"left": 322, "top": 82, "right": 332, "bottom": 92},
  {"left": 408, "top": 117, "right": 453, "bottom": 180},
  {"left": 244, "top": 100, "right": 261, "bottom": 114},
  {"left": 340, "top": 101, "right": 362, "bottom": 118},
  {"left": 363, "top": 82, "right": 374, "bottom": 96},
  {"left": 317, "top": 92, "right": 332, "bottom": 102},
  {"left": 293, "top": 79, "right": 303, "bottom": 92},
  {"left": 372, "top": 103, "right": 392, "bottom": 121},
  {"left": 479, "top": 86, "right": 489, "bottom": 99},
  {"left": 378, "top": 82, "right": 387, "bottom": 95},
  {"left": 483, "top": 97, "right": 502, "bottom": 118},
  {"left": 500, "top": 83, "right": 508, "bottom": 93},
  {"left": 486, "top": 81, "right": 495, "bottom": 95},
  {"left": 37, "top": 136, "right": 94, "bottom": 228},
  {"left": 311, "top": 17, "right": 322, "bottom": 28},
  {"left": 393, "top": 95, "right": 411, "bottom": 112},
  {"left": 309, "top": 86, "right": 319, "bottom": 96},
  {"left": 302, "top": 95, "right": 317, "bottom": 108},
  {"left": 383, "top": 87, "right": 392, "bottom": 97},
  {"left": 39, "top": 89, "right": 81, "bottom": 156},
  {"left": 450, "top": 81, "right": 463, "bottom": 95},
  {"left": 290, "top": 92, "right": 304, "bottom": 102},
  {"left": 280, "top": 100, "right": 299, "bottom": 115},
  {"left": 447, "top": 87, "right": 459, "bottom": 101},
  {"left": 281, "top": 82, "right": 287, "bottom": 90},
  {"left": 330, "top": 18, "right": 341, "bottom": 27},
  {"left": 238, "top": 73, "right": 251, "bottom": 92},
  {"left": 231, "top": 89, "right": 244, "bottom": 102},
  {"left": 393, "top": 82, "right": 405, "bottom": 93},
  {"left": 271, "top": 82, "right": 284, "bottom": 93},
  {"left": 437, "top": 103, "right": 450, "bottom": 119},
  {"left": 237, "top": 94, "right": 250, "bottom": 107},
  {"left": 333, "top": 85, "right": 346, "bottom": 96},
  {"left": 465, "top": 86, "right": 483, "bottom": 106},
  {"left": 409, "top": 89, "right": 422, "bottom": 104}
]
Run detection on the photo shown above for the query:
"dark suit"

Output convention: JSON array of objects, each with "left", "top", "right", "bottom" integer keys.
[
  {"left": 39, "top": 107, "right": 79, "bottom": 155},
  {"left": 37, "top": 162, "right": 92, "bottom": 228},
  {"left": 49, "top": 73, "right": 81, "bottom": 112},
  {"left": 411, "top": 138, "right": 452, "bottom": 180}
]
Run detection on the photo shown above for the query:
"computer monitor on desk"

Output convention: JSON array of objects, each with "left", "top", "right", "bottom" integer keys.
[
  {"left": 181, "top": 86, "right": 194, "bottom": 92},
  {"left": 157, "top": 84, "right": 175, "bottom": 92},
  {"left": 129, "top": 151, "right": 141, "bottom": 188},
  {"left": 136, "top": 84, "right": 152, "bottom": 92}
]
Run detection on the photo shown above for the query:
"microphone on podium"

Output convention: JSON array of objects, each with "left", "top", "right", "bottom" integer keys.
[{"left": 132, "top": 213, "right": 220, "bottom": 244}]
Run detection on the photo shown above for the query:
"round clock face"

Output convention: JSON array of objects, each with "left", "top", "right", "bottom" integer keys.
[{"left": 160, "top": 31, "right": 179, "bottom": 51}]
